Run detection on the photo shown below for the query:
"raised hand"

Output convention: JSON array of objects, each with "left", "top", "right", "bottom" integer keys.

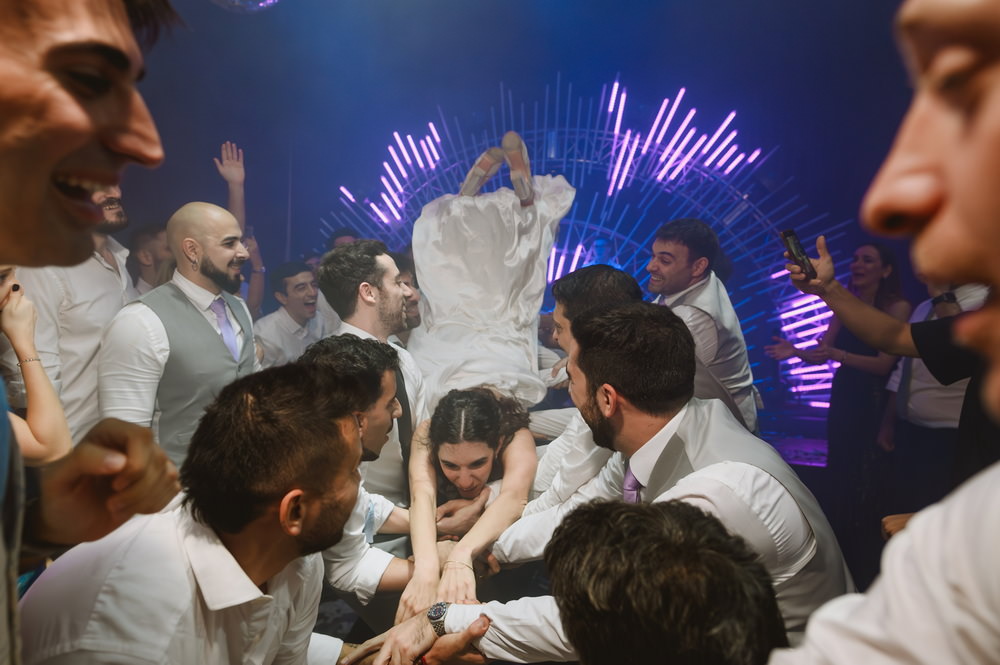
[
  {"left": 29, "top": 419, "right": 179, "bottom": 545},
  {"left": 787, "top": 235, "right": 836, "bottom": 296},
  {"left": 0, "top": 282, "right": 37, "bottom": 352},
  {"left": 213, "top": 140, "right": 245, "bottom": 185}
]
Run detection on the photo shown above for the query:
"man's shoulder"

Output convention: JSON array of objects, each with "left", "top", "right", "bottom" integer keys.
[{"left": 20, "top": 511, "right": 194, "bottom": 662}]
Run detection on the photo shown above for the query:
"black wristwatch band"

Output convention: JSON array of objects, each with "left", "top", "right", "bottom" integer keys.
[{"left": 931, "top": 291, "right": 957, "bottom": 305}]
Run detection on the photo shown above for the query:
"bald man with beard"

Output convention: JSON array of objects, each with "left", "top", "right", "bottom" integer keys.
[{"left": 98, "top": 201, "right": 259, "bottom": 465}]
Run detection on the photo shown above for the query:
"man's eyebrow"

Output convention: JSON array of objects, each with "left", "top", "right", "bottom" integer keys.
[{"left": 50, "top": 42, "right": 145, "bottom": 80}]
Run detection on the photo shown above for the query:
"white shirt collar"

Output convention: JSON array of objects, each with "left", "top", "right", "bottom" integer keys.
[
  {"left": 180, "top": 507, "right": 264, "bottom": 611},
  {"left": 338, "top": 320, "right": 377, "bottom": 342},
  {"left": 627, "top": 401, "right": 691, "bottom": 488},
  {"left": 658, "top": 272, "right": 712, "bottom": 307},
  {"left": 275, "top": 306, "right": 312, "bottom": 337},
  {"left": 171, "top": 269, "right": 223, "bottom": 312}
]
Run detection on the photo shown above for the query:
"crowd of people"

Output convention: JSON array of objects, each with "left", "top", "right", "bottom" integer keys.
[{"left": 1, "top": 0, "right": 1000, "bottom": 664}]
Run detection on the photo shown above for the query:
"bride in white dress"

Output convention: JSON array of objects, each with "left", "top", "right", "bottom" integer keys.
[{"left": 406, "top": 131, "right": 575, "bottom": 409}]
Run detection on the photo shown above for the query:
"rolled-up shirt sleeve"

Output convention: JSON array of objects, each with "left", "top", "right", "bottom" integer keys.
[
  {"left": 98, "top": 303, "right": 169, "bottom": 427},
  {"left": 445, "top": 597, "right": 577, "bottom": 663},
  {"left": 321, "top": 488, "right": 394, "bottom": 604}
]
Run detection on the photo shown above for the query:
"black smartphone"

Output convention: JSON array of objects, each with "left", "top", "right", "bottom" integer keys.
[{"left": 779, "top": 229, "right": 817, "bottom": 280}]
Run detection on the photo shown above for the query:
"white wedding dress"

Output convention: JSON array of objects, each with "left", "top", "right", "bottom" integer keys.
[{"left": 407, "top": 174, "right": 575, "bottom": 410}]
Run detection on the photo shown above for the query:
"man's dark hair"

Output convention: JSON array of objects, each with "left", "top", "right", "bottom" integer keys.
[
  {"left": 552, "top": 264, "right": 643, "bottom": 321},
  {"left": 572, "top": 302, "right": 694, "bottom": 415},
  {"left": 299, "top": 334, "right": 399, "bottom": 410},
  {"left": 123, "top": 0, "right": 183, "bottom": 49},
  {"left": 181, "top": 364, "right": 365, "bottom": 534},
  {"left": 271, "top": 260, "right": 313, "bottom": 296},
  {"left": 655, "top": 218, "right": 732, "bottom": 282},
  {"left": 327, "top": 227, "right": 359, "bottom": 250},
  {"left": 545, "top": 500, "right": 788, "bottom": 665},
  {"left": 390, "top": 251, "right": 418, "bottom": 289},
  {"left": 317, "top": 239, "right": 389, "bottom": 319}
]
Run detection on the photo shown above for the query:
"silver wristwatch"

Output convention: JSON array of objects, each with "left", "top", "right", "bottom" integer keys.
[{"left": 426, "top": 601, "right": 451, "bottom": 637}]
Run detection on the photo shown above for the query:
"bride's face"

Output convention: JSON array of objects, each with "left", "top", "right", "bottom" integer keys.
[{"left": 438, "top": 440, "right": 495, "bottom": 499}]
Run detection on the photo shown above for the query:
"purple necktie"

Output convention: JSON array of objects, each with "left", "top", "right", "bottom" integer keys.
[
  {"left": 623, "top": 465, "right": 643, "bottom": 504},
  {"left": 209, "top": 297, "right": 239, "bottom": 361}
]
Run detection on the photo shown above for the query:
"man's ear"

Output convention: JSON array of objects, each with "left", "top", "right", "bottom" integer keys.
[
  {"left": 274, "top": 289, "right": 289, "bottom": 307},
  {"left": 358, "top": 281, "right": 377, "bottom": 306},
  {"left": 595, "top": 383, "right": 621, "bottom": 417},
  {"left": 278, "top": 489, "right": 306, "bottom": 537},
  {"left": 181, "top": 237, "right": 200, "bottom": 267},
  {"left": 691, "top": 256, "right": 709, "bottom": 279}
]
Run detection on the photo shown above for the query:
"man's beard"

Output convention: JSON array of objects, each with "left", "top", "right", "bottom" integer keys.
[
  {"left": 94, "top": 198, "right": 128, "bottom": 235},
  {"left": 200, "top": 258, "right": 243, "bottom": 294},
  {"left": 404, "top": 308, "right": 422, "bottom": 330},
  {"left": 377, "top": 293, "right": 406, "bottom": 335},
  {"left": 580, "top": 395, "right": 616, "bottom": 451}
]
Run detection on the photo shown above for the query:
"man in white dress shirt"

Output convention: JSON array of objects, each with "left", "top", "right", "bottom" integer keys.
[
  {"left": 647, "top": 218, "right": 759, "bottom": 431},
  {"left": 318, "top": 239, "right": 427, "bottom": 508},
  {"left": 301, "top": 335, "right": 418, "bottom": 633},
  {"left": 98, "top": 201, "right": 258, "bottom": 466},
  {"left": 255, "top": 261, "right": 328, "bottom": 368},
  {"left": 0, "top": 186, "right": 136, "bottom": 440},
  {"left": 20, "top": 364, "right": 359, "bottom": 664},
  {"left": 347, "top": 303, "right": 849, "bottom": 664}
]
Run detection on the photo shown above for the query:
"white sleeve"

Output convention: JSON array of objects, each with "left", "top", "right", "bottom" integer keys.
[
  {"left": 14, "top": 267, "right": 66, "bottom": 402},
  {"left": 322, "top": 489, "right": 394, "bottom": 604},
  {"left": 671, "top": 304, "right": 719, "bottom": 366},
  {"left": 445, "top": 597, "right": 577, "bottom": 663},
  {"left": 526, "top": 413, "right": 613, "bottom": 515},
  {"left": 493, "top": 454, "right": 625, "bottom": 564},
  {"left": 97, "top": 303, "right": 169, "bottom": 427},
  {"left": 275, "top": 556, "right": 335, "bottom": 665},
  {"left": 768, "top": 463, "right": 1000, "bottom": 665}
]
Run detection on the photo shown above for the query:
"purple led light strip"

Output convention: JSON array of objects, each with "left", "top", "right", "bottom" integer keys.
[
  {"left": 388, "top": 146, "right": 407, "bottom": 179},
  {"left": 613, "top": 89, "right": 627, "bottom": 136},
  {"left": 568, "top": 244, "right": 585, "bottom": 273},
  {"left": 608, "top": 129, "right": 632, "bottom": 196},
  {"left": 655, "top": 88, "right": 685, "bottom": 144},
  {"left": 338, "top": 186, "right": 356, "bottom": 203},
  {"left": 428, "top": 122, "right": 441, "bottom": 143},
  {"left": 659, "top": 108, "right": 697, "bottom": 164},
  {"left": 607, "top": 80, "right": 619, "bottom": 114},
  {"left": 369, "top": 203, "right": 389, "bottom": 224},
  {"left": 383, "top": 162, "right": 403, "bottom": 192},
  {"left": 425, "top": 136, "right": 441, "bottom": 162},
  {"left": 668, "top": 133, "right": 708, "bottom": 181},
  {"left": 702, "top": 111, "right": 736, "bottom": 155},
  {"left": 393, "top": 132, "right": 412, "bottom": 165},
  {"left": 407, "top": 135, "right": 425, "bottom": 169},
  {"left": 657, "top": 127, "right": 696, "bottom": 180},
  {"left": 781, "top": 310, "right": 833, "bottom": 332},
  {"left": 420, "top": 138, "right": 435, "bottom": 170},
  {"left": 547, "top": 247, "right": 556, "bottom": 283},
  {"left": 779, "top": 300, "right": 828, "bottom": 319},
  {"left": 724, "top": 152, "right": 747, "bottom": 175},
  {"left": 381, "top": 176, "right": 403, "bottom": 208},
  {"left": 641, "top": 98, "right": 669, "bottom": 154},
  {"left": 380, "top": 192, "right": 401, "bottom": 221},
  {"left": 716, "top": 144, "right": 739, "bottom": 169},
  {"left": 704, "top": 130, "right": 737, "bottom": 168},
  {"left": 617, "top": 133, "right": 641, "bottom": 190}
]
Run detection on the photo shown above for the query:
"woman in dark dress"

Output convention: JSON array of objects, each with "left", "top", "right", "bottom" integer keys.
[{"left": 767, "top": 243, "right": 910, "bottom": 588}]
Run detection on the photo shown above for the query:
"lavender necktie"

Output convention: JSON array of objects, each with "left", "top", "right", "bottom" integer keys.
[
  {"left": 623, "top": 465, "right": 643, "bottom": 504},
  {"left": 209, "top": 297, "right": 239, "bottom": 361}
]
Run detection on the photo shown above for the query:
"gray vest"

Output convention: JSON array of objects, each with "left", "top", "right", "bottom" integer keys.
[
  {"left": 645, "top": 398, "right": 854, "bottom": 638},
  {"left": 141, "top": 284, "right": 255, "bottom": 466}
]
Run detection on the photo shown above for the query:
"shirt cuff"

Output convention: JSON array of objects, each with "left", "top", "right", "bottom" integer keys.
[{"left": 307, "top": 633, "right": 344, "bottom": 664}]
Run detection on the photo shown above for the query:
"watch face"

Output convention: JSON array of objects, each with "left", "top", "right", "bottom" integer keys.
[{"left": 428, "top": 602, "right": 448, "bottom": 621}]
